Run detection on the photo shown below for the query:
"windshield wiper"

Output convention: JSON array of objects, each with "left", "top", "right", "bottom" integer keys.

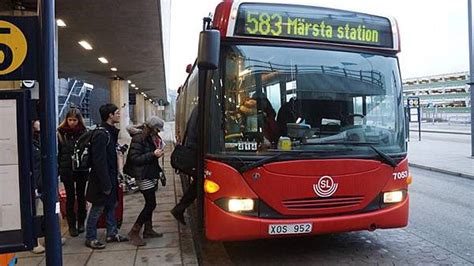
[
  {"left": 239, "top": 151, "right": 315, "bottom": 173},
  {"left": 301, "top": 141, "right": 397, "bottom": 168},
  {"left": 239, "top": 152, "right": 285, "bottom": 173},
  {"left": 366, "top": 144, "right": 397, "bottom": 168}
]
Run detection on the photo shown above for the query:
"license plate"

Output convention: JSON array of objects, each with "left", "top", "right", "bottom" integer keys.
[{"left": 268, "top": 223, "right": 312, "bottom": 235}]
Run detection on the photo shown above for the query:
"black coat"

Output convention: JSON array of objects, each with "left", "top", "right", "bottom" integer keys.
[
  {"left": 125, "top": 133, "right": 162, "bottom": 180},
  {"left": 57, "top": 127, "right": 86, "bottom": 181},
  {"left": 86, "top": 123, "right": 119, "bottom": 205}
]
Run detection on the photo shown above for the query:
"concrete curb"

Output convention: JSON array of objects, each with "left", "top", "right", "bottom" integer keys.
[
  {"left": 409, "top": 163, "right": 474, "bottom": 180},
  {"left": 409, "top": 129, "right": 471, "bottom": 135}
]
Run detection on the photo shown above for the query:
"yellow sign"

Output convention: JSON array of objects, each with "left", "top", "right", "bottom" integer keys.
[{"left": 0, "top": 20, "right": 28, "bottom": 75}]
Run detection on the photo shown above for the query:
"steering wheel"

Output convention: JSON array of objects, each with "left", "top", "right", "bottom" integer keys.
[{"left": 347, "top": 113, "right": 365, "bottom": 119}]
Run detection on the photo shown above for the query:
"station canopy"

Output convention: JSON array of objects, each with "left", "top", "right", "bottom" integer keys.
[{"left": 0, "top": 0, "right": 168, "bottom": 101}]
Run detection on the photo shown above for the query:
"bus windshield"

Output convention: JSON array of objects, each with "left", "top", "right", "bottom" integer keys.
[{"left": 214, "top": 44, "right": 406, "bottom": 156}]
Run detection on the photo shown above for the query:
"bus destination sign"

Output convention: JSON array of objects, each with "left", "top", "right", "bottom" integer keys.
[{"left": 234, "top": 4, "right": 393, "bottom": 48}]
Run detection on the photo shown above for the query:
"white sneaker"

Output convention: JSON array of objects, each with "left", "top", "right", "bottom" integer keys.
[{"left": 31, "top": 244, "right": 45, "bottom": 254}]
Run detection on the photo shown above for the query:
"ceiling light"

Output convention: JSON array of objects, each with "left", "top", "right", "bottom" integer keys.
[
  {"left": 131, "top": 84, "right": 136, "bottom": 87},
  {"left": 134, "top": 87, "right": 138, "bottom": 90},
  {"left": 127, "top": 80, "right": 131, "bottom": 84},
  {"left": 111, "top": 67, "right": 117, "bottom": 71},
  {"left": 149, "top": 99, "right": 153, "bottom": 102},
  {"left": 57, "top": 19, "right": 66, "bottom": 27},
  {"left": 78, "top": 41, "right": 93, "bottom": 50},
  {"left": 98, "top": 57, "right": 108, "bottom": 64}
]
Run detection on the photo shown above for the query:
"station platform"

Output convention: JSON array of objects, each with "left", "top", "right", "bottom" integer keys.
[{"left": 15, "top": 122, "right": 198, "bottom": 266}]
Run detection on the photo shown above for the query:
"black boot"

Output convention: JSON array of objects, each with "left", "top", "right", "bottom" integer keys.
[
  {"left": 77, "top": 211, "right": 86, "bottom": 234},
  {"left": 67, "top": 215, "right": 78, "bottom": 237},
  {"left": 143, "top": 221, "right": 163, "bottom": 238},
  {"left": 170, "top": 205, "right": 186, "bottom": 225},
  {"left": 77, "top": 221, "right": 85, "bottom": 234},
  {"left": 69, "top": 227, "right": 79, "bottom": 237}
]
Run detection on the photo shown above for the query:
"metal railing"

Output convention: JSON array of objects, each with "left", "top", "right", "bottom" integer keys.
[
  {"left": 58, "top": 80, "right": 89, "bottom": 122},
  {"left": 58, "top": 80, "right": 77, "bottom": 120}
]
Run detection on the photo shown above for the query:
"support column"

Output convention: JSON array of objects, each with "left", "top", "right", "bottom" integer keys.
[
  {"left": 145, "top": 100, "right": 153, "bottom": 120},
  {"left": 134, "top": 94, "right": 145, "bottom": 124},
  {"left": 39, "top": 0, "right": 63, "bottom": 263},
  {"left": 110, "top": 79, "right": 130, "bottom": 140}
]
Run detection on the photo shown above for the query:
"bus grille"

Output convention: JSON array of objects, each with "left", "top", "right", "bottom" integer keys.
[{"left": 283, "top": 196, "right": 364, "bottom": 210}]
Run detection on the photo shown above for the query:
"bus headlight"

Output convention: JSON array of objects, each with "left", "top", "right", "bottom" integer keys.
[
  {"left": 383, "top": 191, "right": 404, "bottom": 203},
  {"left": 228, "top": 199, "right": 255, "bottom": 212}
]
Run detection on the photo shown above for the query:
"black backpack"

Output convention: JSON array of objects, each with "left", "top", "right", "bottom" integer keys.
[
  {"left": 72, "top": 127, "right": 110, "bottom": 172},
  {"left": 170, "top": 123, "right": 196, "bottom": 176},
  {"left": 170, "top": 144, "right": 196, "bottom": 176}
]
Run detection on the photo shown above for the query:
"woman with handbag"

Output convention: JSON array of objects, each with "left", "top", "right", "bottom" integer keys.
[
  {"left": 57, "top": 108, "right": 88, "bottom": 237},
  {"left": 124, "top": 116, "right": 165, "bottom": 246}
]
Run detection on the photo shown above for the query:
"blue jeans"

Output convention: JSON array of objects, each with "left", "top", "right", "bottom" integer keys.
[{"left": 86, "top": 201, "right": 118, "bottom": 241}]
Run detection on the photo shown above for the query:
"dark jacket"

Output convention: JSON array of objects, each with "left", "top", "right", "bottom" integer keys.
[
  {"left": 184, "top": 106, "right": 198, "bottom": 149},
  {"left": 32, "top": 137, "right": 42, "bottom": 193},
  {"left": 125, "top": 132, "right": 162, "bottom": 181},
  {"left": 276, "top": 98, "right": 299, "bottom": 137},
  {"left": 86, "top": 122, "right": 119, "bottom": 205},
  {"left": 57, "top": 127, "right": 86, "bottom": 180}
]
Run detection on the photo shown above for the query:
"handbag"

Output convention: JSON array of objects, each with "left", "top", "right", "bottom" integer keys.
[
  {"left": 170, "top": 144, "right": 196, "bottom": 176},
  {"left": 123, "top": 152, "right": 133, "bottom": 177}
]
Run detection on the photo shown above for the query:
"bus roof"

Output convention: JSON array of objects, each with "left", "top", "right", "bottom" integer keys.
[{"left": 213, "top": 0, "right": 400, "bottom": 52}]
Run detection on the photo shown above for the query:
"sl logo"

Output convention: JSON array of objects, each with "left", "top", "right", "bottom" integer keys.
[
  {"left": 0, "top": 20, "right": 28, "bottom": 75},
  {"left": 313, "top": 176, "right": 338, "bottom": 197}
]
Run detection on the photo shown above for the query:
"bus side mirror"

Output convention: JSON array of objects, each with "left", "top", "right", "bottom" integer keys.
[{"left": 198, "top": 30, "right": 220, "bottom": 70}]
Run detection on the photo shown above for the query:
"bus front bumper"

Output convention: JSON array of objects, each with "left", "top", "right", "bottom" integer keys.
[{"left": 205, "top": 195, "right": 409, "bottom": 241}]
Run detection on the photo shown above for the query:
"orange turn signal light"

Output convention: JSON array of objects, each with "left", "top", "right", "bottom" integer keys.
[
  {"left": 204, "top": 179, "right": 220, "bottom": 194},
  {"left": 406, "top": 175, "right": 413, "bottom": 185}
]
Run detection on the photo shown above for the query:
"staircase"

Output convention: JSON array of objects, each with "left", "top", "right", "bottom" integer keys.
[{"left": 58, "top": 79, "right": 93, "bottom": 125}]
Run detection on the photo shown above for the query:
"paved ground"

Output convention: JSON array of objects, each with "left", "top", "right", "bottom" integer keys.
[
  {"left": 202, "top": 167, "right": 474, "bottom": 265},
  {"left": 407, "top": 167, "right": 474, "bottom": 263},
  {"left": 15, "top": 142, "right": 198, "bottom": 266},
  {"left": 407, "top": 131, "right": 474, "bottom": 179}
]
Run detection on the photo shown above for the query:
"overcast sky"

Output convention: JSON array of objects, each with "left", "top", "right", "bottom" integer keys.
[{"left": 169, "top": 0, "right": 469, "bottom": 91}]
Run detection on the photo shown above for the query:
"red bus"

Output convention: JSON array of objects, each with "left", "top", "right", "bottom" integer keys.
[{"left": 176, "top": 0, "right": 411, "bottom": 241}]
